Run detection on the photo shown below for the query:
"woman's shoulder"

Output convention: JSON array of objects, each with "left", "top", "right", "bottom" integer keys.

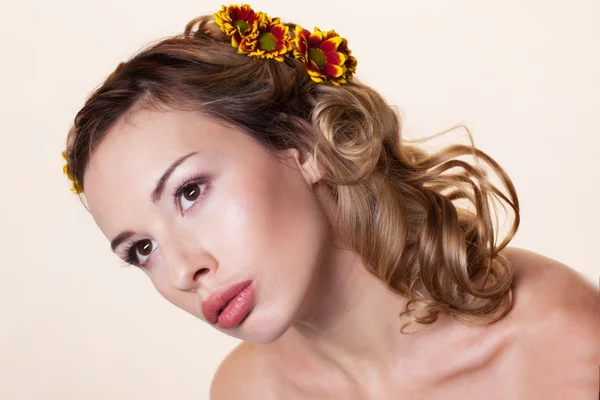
[
  {"left": 500, "top": 246, "right": 599, "bottom": 324},
  {"left": 209, "top": 341, "right": 284, "bottom": 400},
  {"left": 498, "top": 246, "right": 600, "bottom": 395},
  {"left": 417, "top": 246, "right": 599, "bottom": 397}
]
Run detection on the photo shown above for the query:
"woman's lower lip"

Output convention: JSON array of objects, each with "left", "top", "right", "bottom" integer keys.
[{"left": 216, "top": 281, "right": 255, "bottom": 329}]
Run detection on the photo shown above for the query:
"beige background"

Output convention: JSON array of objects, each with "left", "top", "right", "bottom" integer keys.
[{"left": 1, "top": 0, "right": 598, "bottom": 398}]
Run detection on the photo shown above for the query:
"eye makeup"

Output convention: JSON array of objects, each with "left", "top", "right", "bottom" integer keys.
[{"left": 119, "top": 172, "right": 212, "bottom": 267}]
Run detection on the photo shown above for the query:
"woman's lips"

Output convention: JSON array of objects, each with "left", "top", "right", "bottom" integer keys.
[
  {"left": 216, "top": 281, "right": 255, "bottom": 329},
  {"left": 202, "top": 279, "right": 254, "bottom": 328}
]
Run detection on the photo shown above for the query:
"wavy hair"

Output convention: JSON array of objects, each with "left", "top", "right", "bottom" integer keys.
[{"left": 64, "top": 14, "right": 520, "bottom": 333}]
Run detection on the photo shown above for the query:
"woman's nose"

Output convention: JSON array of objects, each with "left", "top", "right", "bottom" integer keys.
[
  {"left": 160, "top": 237, "right": 216, "bottom": 292},
  {"left": 169, "top": 262, "right": 211, "bottom": 292}
]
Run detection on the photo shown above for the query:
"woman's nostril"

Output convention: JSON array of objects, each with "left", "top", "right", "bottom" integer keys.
[{"left": 196, "top": 268, "right": 210, "bottom": 278}]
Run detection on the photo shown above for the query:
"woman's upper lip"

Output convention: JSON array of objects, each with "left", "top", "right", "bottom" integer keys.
[{"left": 201, "top": 279, "right": 253, "bottom": 324}]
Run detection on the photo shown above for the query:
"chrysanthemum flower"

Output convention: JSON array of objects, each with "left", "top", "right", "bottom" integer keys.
[
  {"left": 293, "top": 26, "right": 357, "bottom": 85},
  {"left": 238, "top": 14, "right": 292, "bottom": 61},
  {"left": 62, "top": 150, "right": 81, "bottom": 194},
  {"left": 214, "top": 4, "right": 262, "bottom": 48}
]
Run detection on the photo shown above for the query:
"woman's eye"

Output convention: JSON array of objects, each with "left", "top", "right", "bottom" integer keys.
[
  {"left": 134, "top": 239, "right": 157, "bottom": 264},
  {"left": 179, "top": 182, "right": 206, "bottom": 212}
]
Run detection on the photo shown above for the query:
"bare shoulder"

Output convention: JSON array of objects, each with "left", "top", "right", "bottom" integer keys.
[
  {"left": 499, "top": 246, "right": 600, "bottom": 395},
  {"left": 501, "top": 246, "right": 599, "bottom": 324},
  {"left": 209, "top": 341, "right": 282, "bottom": 400}
]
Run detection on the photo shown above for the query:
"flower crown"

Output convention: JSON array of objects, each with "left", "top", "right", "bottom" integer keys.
[
  {"left": 62, "top": 4, "right": 357, "bottom": 194},
  {"left": 213, "top": 3, "right": 357, "bottom": 86}
]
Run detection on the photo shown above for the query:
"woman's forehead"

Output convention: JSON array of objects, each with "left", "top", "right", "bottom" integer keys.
[
  {"left": 81, "top": 108, "right": 277, "bottom": 239},
  {"left": 83, "top": 109, "right": 248, "bottom": 184}
]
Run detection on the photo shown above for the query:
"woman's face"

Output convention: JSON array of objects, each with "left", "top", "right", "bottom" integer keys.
[{"left": 83, "top": 107, "right": 332, "bottom": 344}]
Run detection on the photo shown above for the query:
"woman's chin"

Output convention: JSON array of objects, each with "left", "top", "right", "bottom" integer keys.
[{"left": 227, "top": 311, "right": 294, "bottom": 345}]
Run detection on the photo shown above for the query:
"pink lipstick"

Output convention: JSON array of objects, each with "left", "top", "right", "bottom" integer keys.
[{"left": 202, "top": 280, "right": 255, "bottom": 330}]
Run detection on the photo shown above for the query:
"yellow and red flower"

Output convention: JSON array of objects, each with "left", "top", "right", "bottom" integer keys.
[
  {"left": 213, "top": 4, "right": 357, "bottom": 84},
  {"left": 292, "top": 26, "right": 357, "bottom": 85},
  {"left": 214, "top": 4, "right": 262, "bottom": 48},
  {"left": 238, "top": 14, "right": 292, "bottom": 61}
]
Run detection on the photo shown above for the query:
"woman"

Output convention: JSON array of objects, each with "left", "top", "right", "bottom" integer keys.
[{"left": 62, "top": 5, "right": 599, "bottom": 399}]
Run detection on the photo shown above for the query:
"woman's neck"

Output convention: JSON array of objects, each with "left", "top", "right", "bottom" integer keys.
[{"left": 274, "top": 242, "right": 454, "bottom": 388}]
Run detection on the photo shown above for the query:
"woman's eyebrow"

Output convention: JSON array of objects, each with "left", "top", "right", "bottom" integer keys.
[
  {"left": 109, "top": 150, "right": 199, "bottom": 253},
  {"left": 151, "top": 150, "right": 199, "bottom": 203},
  {"left": 111, "top": 231, "right": 135, "bottom": 252}
]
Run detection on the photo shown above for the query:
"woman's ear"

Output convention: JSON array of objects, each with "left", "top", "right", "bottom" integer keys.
[
  {"left": 282, "top": 147, "right": 322, "bottom": 186},
  {"left": 286, "top": 118, "right": 324, "bottom": 186}
]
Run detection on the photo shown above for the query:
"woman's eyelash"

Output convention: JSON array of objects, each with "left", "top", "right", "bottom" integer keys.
[
  {"left": 120, "top": 239, "right": 142, "bottom": 268},
  {"left": 171, "top": 172, "right": 210, "bottom": 212},
  {"left": 119, "top": 173, "right": 210, "bottom": 267}
]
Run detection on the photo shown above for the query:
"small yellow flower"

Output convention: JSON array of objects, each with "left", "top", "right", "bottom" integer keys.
[{"left": 62, "top": 150, "right": 81, "bottom": 194}]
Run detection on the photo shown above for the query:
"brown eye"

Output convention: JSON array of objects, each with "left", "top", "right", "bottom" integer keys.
[
  {"left": 183, "top": 184, "right": 201, "bottom": 201},
  {"left": 130, "top": 238, "right": 157, "bottom": 266},
  {"left": 178, "top": 182, "right": 206, "bottom": 212},
  {"left": 136, "top": 239, "right": 153, "bottom": 256}
]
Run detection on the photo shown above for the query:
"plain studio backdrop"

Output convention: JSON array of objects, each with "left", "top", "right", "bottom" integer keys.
[{"left": 1, "top": 0, "right": 598, "bottom": 398}]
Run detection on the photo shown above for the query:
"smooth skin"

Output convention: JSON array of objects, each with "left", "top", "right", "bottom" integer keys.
[
  {"left": 212, "top": 247, "right": 600, "bottom": 399},
  {"left": 82, "top": 107, "right": 600, "bottom": 399}
]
